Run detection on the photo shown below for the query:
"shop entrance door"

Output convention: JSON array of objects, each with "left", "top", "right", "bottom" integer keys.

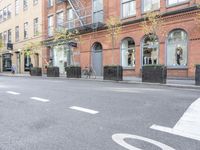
[
  {"left": 92, "top": 42, "right": 103, "bottom": 76},
  {"left": 3, "top": 53, "right": 12, "bottom": 71}
]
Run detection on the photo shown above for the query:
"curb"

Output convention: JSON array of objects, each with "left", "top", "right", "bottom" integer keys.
[{"left": 0, "top": 74, "right": 199, "bottom": 90}]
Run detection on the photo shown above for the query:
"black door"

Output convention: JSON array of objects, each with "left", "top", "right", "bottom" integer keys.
[{"left": 3, "top": 54, "right": 12, "bottom": 71}]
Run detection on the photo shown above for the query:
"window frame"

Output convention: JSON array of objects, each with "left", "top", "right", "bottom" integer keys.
[
  {"left": 121, "top": 0, "right": 136, "bottom": 19},
  {"left": 141, "top": 35, "right": 160, "bottom": 66},
  {"left": 92, "top": 0, "right": 104, "bottom": 23},
  {"left": 33, "top": 0, "right": 38, "bottom": 5},
  {"left": 120, "top": 37, "right": 136, "bottom": 69},
  {"left": 67, "top": 8, "right": 75, "bottom": 29},
  {"left": 48, "top": 15, "right": 54, "bottom": 37},
  {"left": 166, "top": 29, "right": 188, "bottom": 68},
  {"left": 15, "top": 26, "right": 19, "bottom": 42},
  {"left": 33, "top": 18, "right": 39, "bottom": 36},
  {"left": 48, "top": 0, "right": 54, "bottom": 8},
  {"left": 166, "top": 0, "right": 190, "bottom": 7},
  {"left": 15, "top": 0, "right": 19, "bottom": 15},
  {"left": 24, "top": 22, "right": 28, "bottom": 39},
  {"left": 56, "top": 11, "right": 64, "bottom": 30},
  {"left": 142, "top": 0, "right": 160, "bottom": 13},
  {"left": 23, "top": 0, "right": 28, "bottom": 11},
  {"left": 7, "top": 29, "right": 12, "bottom": 43}
]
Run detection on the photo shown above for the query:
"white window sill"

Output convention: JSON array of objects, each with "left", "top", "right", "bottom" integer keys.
[{"left": 123, "top": 66, "right": 135, "bottom": 70}]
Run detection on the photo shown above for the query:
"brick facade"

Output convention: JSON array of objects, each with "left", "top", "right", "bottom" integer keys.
[{"left": 43, "top": 0, "right": 200, "bottom": 77}]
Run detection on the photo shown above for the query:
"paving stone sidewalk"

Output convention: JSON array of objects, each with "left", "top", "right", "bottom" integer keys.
[{"left": 0, "top": 72, "right": 199, "bottom": 89}]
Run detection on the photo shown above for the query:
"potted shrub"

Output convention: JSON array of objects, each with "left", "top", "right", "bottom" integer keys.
[
  {"left": 47, "top": 66, "right": 60, "bottom": 77},
  {"left": 22, "top": 41, "right": 43, "bottom": 76},
  {"left": 195, "top": 64, "right": 200, "bottom": 86},
  {"left": 104, "top": 65, "right": 123, "bottom": 81},
  {"left": 65, "top": 65, "right": 81, "bottom": 78},
  {"left": 30, "top": 67, "right": 42, "bottom": 76},
  {"left": 142, "top": 65, "right": 167, "bottom": 84}
]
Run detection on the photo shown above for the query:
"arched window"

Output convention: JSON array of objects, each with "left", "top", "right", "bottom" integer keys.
[
  {"left": 142, "top": 34, "right": 159, "bottom": 65},
  {"left": 167, "top": 29, "right": 188, "bottom": 67},
  {"left": 121, "top": 37, "right": 135, "bottom": 67},
  {"left": 93, "top": 42, "right": 102, "bottom": 52}
]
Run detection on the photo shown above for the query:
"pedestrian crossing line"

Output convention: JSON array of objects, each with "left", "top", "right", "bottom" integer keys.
[
  {"left": 151, "top": 97, "right": 200, "bottom": 141},
  {"left": 69, "top": 106, "right": 99, "bottom": 114},
  {"left": 30, "top": 97, "right": 50, "bottom": 102},
  {"left": 6, "top": 91, "right": 20, "bottom": 95}
]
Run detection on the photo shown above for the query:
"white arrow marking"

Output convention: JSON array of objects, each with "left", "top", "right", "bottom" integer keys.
[
  {"left": 6, "top": 91, "right": 20, "bottom": 95},
  {"left": 30, "top": 97, "right": 50, "bottom": 102},
  {"left": 70, "top": 106, "right": 99, "bottom": 114},
  {"left": 151, "top": 97, "right": 200, "bottom": 141},
  {"left": 112, "top": 133, "right": 175, "bottom": 150}
]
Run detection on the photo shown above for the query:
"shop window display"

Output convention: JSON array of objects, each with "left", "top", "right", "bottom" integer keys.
[
  {"left": 121, "top": 37, "right": 135, "bottom": 67},
  {"left": 167, "top": 30, "right": 187, "bottom": 67},
  {"left": 142, "top": 35, "right": 159, "bottom": 65}
]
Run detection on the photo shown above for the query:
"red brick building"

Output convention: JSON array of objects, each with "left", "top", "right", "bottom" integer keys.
[{"left": 43, "top": 0, "right": 200, "bottom": 77}]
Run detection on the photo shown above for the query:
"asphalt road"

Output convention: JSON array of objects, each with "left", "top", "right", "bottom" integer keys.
[{"left": 0, "top": 76, "right": 200, "bottom": 150}]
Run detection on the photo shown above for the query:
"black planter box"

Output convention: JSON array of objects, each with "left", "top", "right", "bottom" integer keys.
[
  {"left": 103, "top": 65, "right": 123, "bottom": 81},
  {"left": 65, "top": 66, "right": 81, "bottom": 78},
  {"left": 47, "top": 67, "right": 59, "bottom": 77},
  {"left": 195, "top": 65, "right": 200, "bottom": 86},
  {"left": 142, "top": 65, "right": 167, "bottom": 84},
  {"left": 30, "top": 67, "right": 42, "bottom": 76}
]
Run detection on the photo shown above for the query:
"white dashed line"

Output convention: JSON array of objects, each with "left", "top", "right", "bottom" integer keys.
[
  {"left": 6, "top": 91, "right": 20, "bottom": 95},
  {"left": 70, "top": 106, "right": 99, "bottom": 114},
  {"left": 30, "top": 97, "right": 50, "bottom": 102}
]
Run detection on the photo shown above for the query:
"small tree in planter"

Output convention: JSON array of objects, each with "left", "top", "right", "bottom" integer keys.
[
  {"left": 54, "top": 28, "right": 81, "bottom": 78},
  {"left": 104, "top": 16, "right": 123, "bottom": 81},
  {"left": 0, "top": 38, "right": 3, "bottom": 49},
  {"left": 195, "top": 64, "right": 200, "bottom": 86},
  {"left": 140, "top": 11, "right": 166, "bottom": 83},
  {"left": 142, "top": 65, "right": 167, "bottom": 84},
  {"left": 0, "top": 38, "right": 3, "bottom": 72},
  {"left": 22, "top": 41, "right": 42, "bottom": 76},
  {"left": 195, "top": 5, "right": 200, "bottom": 85}
]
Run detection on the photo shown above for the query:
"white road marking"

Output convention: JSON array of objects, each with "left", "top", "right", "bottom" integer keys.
[
  {"left": 103, "top": 87, "right": 165, "bottom": 94},
  {"left": 112, "top": 133, "right": 175, "bottom": 150},
  {"left": 6, "top": 91, "right": 20, "bottom": 95},
  {"left": 151, "top": 97, "right": 200, "bottom": 141},
  {"left": 30, "top": 97, "right": 50, "bottom": 102},
  {"left": 70, "top": 106, "right": 99, "bottom": 114}
]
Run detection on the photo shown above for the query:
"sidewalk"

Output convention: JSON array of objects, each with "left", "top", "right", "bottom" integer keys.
[{"left": 0, "top": 72, "right": 199, "bottom": 89}]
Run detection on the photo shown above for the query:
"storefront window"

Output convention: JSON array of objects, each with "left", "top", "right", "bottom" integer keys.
[
  {"left": 53, "top": 45, "right": 70, "bottom": 74},
  {"left": 3, "top": 53, "right": 12, "bottom": 71},
  {"left": 121, "top": 37, "right": 135, "bottom": 67},
  {"left": 142, "top": 35, "right": 159, "bottom": 65},
  {"left": 167, "top": 29, "right": 188, "bottom": 67}
]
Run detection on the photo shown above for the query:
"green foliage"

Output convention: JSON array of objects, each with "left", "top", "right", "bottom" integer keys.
[
  {"left": 54, "top": 27, "right": 81, "bottom": 45},
  {"left": 22, "top": 41, "right": 42, "bottom": 56},
  {"left": 0, "top": 38, "right": 3, "bottom": 49},
  {"left": 106, "top": 16, "right": 122, "bottom": 44},
  {"left": 141, "top": 11, "right": 163, "bottom": 42},
  {"left": 106, "top": 16, "right": 122, "bottom": 64}
]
